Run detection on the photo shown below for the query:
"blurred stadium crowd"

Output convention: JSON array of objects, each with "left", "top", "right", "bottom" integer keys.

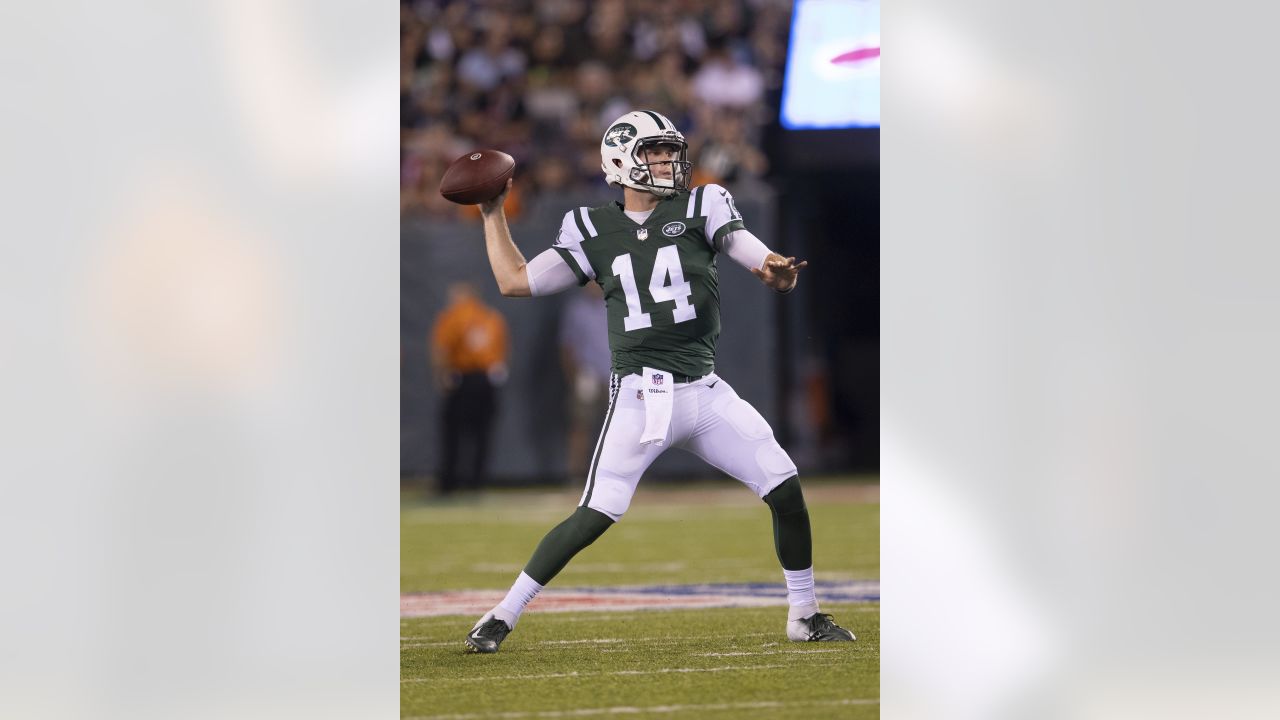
[{"left": 401, "top": 0, "right": 794, "bottom": 218}]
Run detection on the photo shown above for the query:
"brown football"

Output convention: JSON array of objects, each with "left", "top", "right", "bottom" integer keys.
[{"left": 438, "top": 149, "right": 516, "bottom": 205}]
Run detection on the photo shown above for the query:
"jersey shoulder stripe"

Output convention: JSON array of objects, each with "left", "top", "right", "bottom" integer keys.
[
  {"left": 577, "top": 207, "right": 599, "bottom": 238},
  {"left": 557, "top": 210, "right": 585, "bottom": 245},
  {"left": 685, "top": 187, "right": 699, "bottom": 218},
  {"left": 686, "top": 186, "right": 717, "bottom": 249},
  {"left": 555, "top": 210, "right": 595, "bottom": 281}
]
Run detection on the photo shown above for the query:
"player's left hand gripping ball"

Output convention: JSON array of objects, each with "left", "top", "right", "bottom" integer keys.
[{"left": 439, "top": 149, "right": 516, "bottom": 205}]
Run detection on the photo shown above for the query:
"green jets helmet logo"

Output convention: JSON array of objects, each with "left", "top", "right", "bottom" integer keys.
[{"left": 604, "top": 123, "right": 638, "bottom": 148}]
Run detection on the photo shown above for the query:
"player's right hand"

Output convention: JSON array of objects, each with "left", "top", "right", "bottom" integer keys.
[
  {"left": 752, "top": 254, "right": 808, "bottom": 293},
  {"left": 479, "top": 178, "right": 513, "bottom": 218}
]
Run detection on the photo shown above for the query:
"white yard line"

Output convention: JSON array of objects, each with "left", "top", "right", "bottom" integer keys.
[
  {"left": 402, "top": 638, "right": 626, "bottom": 648},
  {"left": 405, "top": 612, "right": 657, "bottom": 624},
  {"left": 695, "top": 648, "right": 848, "bottom": 656},
  {"left": 403, "top": 698, "right": 879, "bottom": 719},
  {"left": 546, "top": 613, "right": 684, "bottom": 624},
  {"left": 403, "top": 660, "right": 843, "bottom": 684},
  {"left": 401, "top": 633, "right": 779, "bottom": 648},
  {"left": 400, "top": 638, "right": 618, "bottom": 642}
]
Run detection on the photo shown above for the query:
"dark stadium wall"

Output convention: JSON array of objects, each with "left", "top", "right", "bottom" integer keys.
[
  {"left": 778, "top": 128, "right": 880, "bottom": 170},
  {"left": 773, "top": 167, "right": 880, "bottom": 474}
]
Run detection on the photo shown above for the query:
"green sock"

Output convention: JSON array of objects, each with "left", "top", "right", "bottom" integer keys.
[
  {"left": 763, "top": 476, "right": 812, "bottom": 571},
  {"left": 523, "top": 506, "right": 615, "bottom": 585}
]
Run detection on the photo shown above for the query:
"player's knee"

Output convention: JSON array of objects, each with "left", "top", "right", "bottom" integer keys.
[
  {"left": 763, "top": 475, "right": 806, "bottom": 515},
  {"left": 756, "top": 440, "right": 797, "bottom": 488},
  {"left": 583, "top": 499, "right": 625, "bottom": 523},
  {"left": 569, "top": 505, "right": 615, "bottom": 545},
  {"left": 584, "top": 475, "right": 634, "bottom": 520}
]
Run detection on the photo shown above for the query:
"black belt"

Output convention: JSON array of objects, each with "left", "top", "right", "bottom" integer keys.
[{"left": 615, "top": 368, "right": 709, "bottom": 384}]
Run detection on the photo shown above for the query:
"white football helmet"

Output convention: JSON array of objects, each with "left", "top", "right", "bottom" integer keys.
[{"left": 600, "top": 110, "right": 691, "bottom": 197}]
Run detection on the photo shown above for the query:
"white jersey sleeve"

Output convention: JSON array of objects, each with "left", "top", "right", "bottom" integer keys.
[
  {"left": 721, "top": 228, "right": 773, "bottom": 272},
  {"left": 691, "top": 183, "right": 747, "bottom": 251},
  {"left": 526, "top": 248, "right": 580, "bottom": 297},
  {"left": 550, "top": 209, "right": 597, "bottom": 286}
]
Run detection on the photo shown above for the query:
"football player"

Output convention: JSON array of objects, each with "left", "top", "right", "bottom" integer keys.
[{"left": 464, "top": 110, "right": 854, "bottom": 653}]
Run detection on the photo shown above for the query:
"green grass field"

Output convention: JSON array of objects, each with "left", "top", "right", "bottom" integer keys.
[{"left": 401, "top": 478, "right": 879, "bottom": 718}]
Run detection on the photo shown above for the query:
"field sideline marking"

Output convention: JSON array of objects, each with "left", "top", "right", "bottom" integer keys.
[
  {"left": 403, "top": 697, "right": 879, "bottom": 719},
  {"left": 402, "top": 580, "right": 879, "bottom": 618},
  {"left": 402, "top": 659, "right": 842, "bottom": 684}
]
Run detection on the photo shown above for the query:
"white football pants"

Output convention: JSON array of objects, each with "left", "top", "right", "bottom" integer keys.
[{"left": 579, "top": 373, "right": 798, "bottom": 520}]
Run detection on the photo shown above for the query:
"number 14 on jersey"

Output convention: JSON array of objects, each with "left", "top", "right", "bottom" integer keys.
[{"left": 611, "top": 245, "right": 697, "bottom": 331}]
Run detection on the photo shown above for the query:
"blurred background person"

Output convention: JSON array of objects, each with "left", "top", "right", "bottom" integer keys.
[
  {"left": 431, "top": 282, "right": 509, "bottom": 496},
  {"left": 690, "top": 40, "right": 764, "bottom": 112},
  {"left": 558, "top": 282, "right": 612, "bottom": 483},
  {"left": 695, "top": 111, "right": 768, "bottom": 186}
]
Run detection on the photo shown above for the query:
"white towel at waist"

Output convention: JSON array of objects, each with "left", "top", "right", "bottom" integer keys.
[{"left": 638, "top": 367, "right": 673, "bottom": 446}]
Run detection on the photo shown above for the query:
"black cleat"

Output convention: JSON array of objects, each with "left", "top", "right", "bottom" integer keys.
[
  {"left": 464, "top": 616, "right": 512, "bottom": 654},
  {"left": 788, "top": 613, "right": 856, "bottom": 642}
]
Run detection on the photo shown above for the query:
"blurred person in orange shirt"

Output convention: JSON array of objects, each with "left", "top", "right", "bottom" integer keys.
[{"left": 431, "top": 282, "right": 509, "bottom": 496}]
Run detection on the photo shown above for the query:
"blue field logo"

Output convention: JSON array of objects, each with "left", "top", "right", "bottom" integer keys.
[
  {"left": 661, "top": 221, "right": 686, "bottom": 237},
  {"left": 401, "top": 580, "right": 880, "bottom": 617}
]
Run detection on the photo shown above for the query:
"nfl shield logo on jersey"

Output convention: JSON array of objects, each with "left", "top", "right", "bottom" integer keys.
[
  {"left": 636, "top": 228, "right": 648, "bottom": 241},
  {"left": 652, "top": 374, "right": 664, "bottom": 386}
]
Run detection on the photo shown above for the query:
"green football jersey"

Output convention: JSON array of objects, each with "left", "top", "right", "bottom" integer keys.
[{"left": 552, "top": 184, "right": 746, "bottom": 378}]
